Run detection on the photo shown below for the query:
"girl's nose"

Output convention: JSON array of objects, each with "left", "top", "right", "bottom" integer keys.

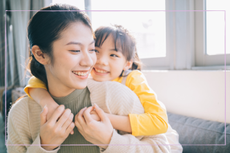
[{"left": 97, "top": 55, "right": 108, "bottom": 66}]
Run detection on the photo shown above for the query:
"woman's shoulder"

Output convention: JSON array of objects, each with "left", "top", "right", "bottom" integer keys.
[{"left": 8, "top": 96, "right": 41, "bottom": 120}]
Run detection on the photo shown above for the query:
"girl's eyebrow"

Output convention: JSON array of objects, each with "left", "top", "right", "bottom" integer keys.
[
  {"left": 110, "top": 48, "right": 119, "bottom": 52},
  {"left": 66, "top": 40, "right": 95, "bottom": 46}
]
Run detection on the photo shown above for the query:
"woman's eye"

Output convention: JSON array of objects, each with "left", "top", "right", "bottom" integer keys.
[
  {"left": 90, "top": 49, "right": 97, "bottom": 52},
  {"left": 94, "top": 49, "right": 99, "bottom": 53},
  {"left": 110, "top": 54, "right": 118, "bottom": 57},
  {"left": 70, "top": 50, "right": 80, "bottom": 52}
]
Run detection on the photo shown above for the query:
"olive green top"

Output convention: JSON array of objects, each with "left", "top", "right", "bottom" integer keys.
[{"left": 52, "top": 88, "right": 100, "bottom": 153}]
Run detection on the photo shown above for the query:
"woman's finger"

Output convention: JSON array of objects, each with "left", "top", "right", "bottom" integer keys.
[
  {"left": 62, "top": 113, "right": 73, "bottom": 130},
  {"left": 56, "top": 109, "right": 71, "bottom": 128},
  {"left": 83, "top": 106, "right": 95, "bottom": 124},
  {"left": 75, "top": 107, "right": 87, "bottom": 130},
  {"left": 65, "top": 122, "right": 75, "bottom": 135},
  {"left": 48, "top": 105, "right": 65, "bottom": 125}
]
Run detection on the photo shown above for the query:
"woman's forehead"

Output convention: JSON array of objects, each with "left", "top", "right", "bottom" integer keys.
[{"left": 57, "top": 22, "right": 94, "bottom": 45}]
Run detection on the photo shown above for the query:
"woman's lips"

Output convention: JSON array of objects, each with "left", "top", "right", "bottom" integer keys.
[{"left": 72, "top": 70, "right": 90, "bottom": 79}]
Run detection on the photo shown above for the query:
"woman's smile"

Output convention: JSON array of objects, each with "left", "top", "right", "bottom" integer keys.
[{"left": 72, "top": 69, "right": 91, "bottom": 79}]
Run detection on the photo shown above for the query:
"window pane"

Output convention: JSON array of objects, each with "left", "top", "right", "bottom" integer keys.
[
  {"left": 206, "top": 0, "right": 229, "bottom": 55},
  {"left": 52, "top": 0, "right": 85, "bottom": 10},
  {"left": 91, "top": 0, "right": 166, "bottom": 58}
]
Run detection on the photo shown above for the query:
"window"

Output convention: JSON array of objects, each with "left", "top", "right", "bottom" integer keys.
[
  {"left": 52, "top": 0, "right": 168, "bottom": 69},
  {"left": 52, "top": 0, "right": 85, "bottom": 10},
  {"left": 194, "top": 0, "right": 230, "bottom": 68},
  {"left": 90, "top": 0, "right": 166, "bottom": 60},
  {"left": 51, "top": 0, "right": 230, "bottom": 70}
]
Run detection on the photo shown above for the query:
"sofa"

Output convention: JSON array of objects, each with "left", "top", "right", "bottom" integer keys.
[{"left": 167, "top": 112, "right": 230, "bottom": 153}]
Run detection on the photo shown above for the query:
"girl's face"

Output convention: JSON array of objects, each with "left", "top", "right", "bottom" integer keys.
[
  {"left": 91, "top": 34, "right": 131, "bottom": 82},
  {"left": 45, "top": 22, "right": 96, "bottom": 97}
]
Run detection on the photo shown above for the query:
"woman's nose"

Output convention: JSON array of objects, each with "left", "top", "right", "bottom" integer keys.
[{"left": 80, "top": 50, "right": 94, "bottom": 67}]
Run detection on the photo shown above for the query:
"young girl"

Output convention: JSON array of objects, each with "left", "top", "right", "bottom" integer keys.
[{"left": 24, "top": 25, "right": 168, "bottom": 136}]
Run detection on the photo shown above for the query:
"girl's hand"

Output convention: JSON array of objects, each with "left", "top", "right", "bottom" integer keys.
[
  {"left": 40, "top": 105, "right": 75, "bottom": 151},
  {"left": 90, "top": 110, "right": 100, "bottom": 121},
  {"left": 75, "top": 104, "right": 113, "bottom": 149}
]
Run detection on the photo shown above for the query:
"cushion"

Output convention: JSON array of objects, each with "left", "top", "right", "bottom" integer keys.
[{"left": 167, "top": 112, "right": 230, "bottom": 153}]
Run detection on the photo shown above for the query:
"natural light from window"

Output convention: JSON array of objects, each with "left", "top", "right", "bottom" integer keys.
[
  {"left": 52, "top": 0, "right": 166, "bottom": 59},
  {"left": 52, "top": 0, "right": 85, "bottom": 10},
  {"left": 206, "top": 0, "right": 229, "bottom": 55},
  {"left": 91, "top": 0, "right": 166, "bottom": 58}
]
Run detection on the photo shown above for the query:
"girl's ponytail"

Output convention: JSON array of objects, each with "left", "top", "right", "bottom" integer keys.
[{"left": 131, "top": 47, "right": 142, "bottom": 71}]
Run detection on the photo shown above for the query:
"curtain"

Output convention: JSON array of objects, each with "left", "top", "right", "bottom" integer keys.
[
  {"left": 4, "top": 0, "right": 45, "bottom": 88},
  {"left": 0, "top": 0, "right": 6, "bottom": 87}
]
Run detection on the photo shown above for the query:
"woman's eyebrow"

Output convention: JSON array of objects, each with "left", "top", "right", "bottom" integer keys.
[
  {"left": 66, "top": 40, "right": 95, "bottom": 46},
  {"left": 89, "top": 40, "right": 95, "bottom": 45},
  {"left": 66, "top": 41, "right": 81, "bottom": 45}
]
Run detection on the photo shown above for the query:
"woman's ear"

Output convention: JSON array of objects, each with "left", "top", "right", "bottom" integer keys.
[
  {"left": 31, "top": 45, "right": 50, "bottom": 65},
  {"left": 123, "top": 60, "right": 133, "bottom": 71}
]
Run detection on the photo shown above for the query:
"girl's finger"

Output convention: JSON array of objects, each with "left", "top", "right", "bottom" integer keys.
[
  {"left": 94, "top": 104, "right": 108, "bottom": 123},
  {"left": 40, "top": 105, "right": 48, "bottom": 126}
]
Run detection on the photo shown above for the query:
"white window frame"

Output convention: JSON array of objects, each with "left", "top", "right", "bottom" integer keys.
[
  {"left": 194, "top": 0, "right": 230, "bottom": 69},
  {"left": 138, "top": 0, "right": 196, "bottom": 70}
]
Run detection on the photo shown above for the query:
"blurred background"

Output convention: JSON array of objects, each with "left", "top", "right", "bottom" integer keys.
[{"left": 0, "top": 0, "right": 230, "bottom": 152}]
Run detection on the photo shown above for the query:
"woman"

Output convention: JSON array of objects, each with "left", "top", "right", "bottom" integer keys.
[{"left": 7, "top": 4, "right": 182, "bottom": 153}]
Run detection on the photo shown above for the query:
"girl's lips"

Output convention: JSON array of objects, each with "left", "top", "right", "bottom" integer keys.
[
  {"left": 93, "top": 67, "right": 109, "bottom": 73},
  {"left": 93, "top": 68, "right": 109, "bottom": 76}
]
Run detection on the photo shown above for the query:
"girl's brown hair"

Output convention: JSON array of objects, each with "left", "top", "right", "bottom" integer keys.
[{"left": 95, "top": 25, "right": 142, "bottom": 74}]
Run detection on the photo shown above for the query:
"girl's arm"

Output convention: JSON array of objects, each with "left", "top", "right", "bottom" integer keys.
[
  {"left": 29, "top": 88, "right": 59, "bottom": 120},
  {"left": 125, "top": 70, "right": 168, "bottom": 136},
  {"left": 24, "top": 76, "right": 59, "bottom": 120},
  {"left": 106, "top": 114, "right": 132, "bottom": 133},
  {"left": 90, "top": 109, "right": 132, "bottom": 133}
]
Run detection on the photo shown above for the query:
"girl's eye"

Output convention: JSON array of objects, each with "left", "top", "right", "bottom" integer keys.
[
  {"left": 95, "top": 49, "right": 99, "bottom": 53},
  {"left": 110, "top": 54, "right": 119, "bottom": 57},
  {"left": 69, "top": 50, "right": 80, "bottom": 53}
]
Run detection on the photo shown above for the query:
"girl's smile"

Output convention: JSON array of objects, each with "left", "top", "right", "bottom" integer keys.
[{"left": 91, "top": 34, "right": 131, "bottom": 82}]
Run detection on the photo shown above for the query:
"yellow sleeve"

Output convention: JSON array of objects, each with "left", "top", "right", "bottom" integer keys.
[
  {"left": 125, "top": 70, "right": 168, "bottom": 136},
  {"left": 24, "top": 76, "right": 47, "bottom": 99}
]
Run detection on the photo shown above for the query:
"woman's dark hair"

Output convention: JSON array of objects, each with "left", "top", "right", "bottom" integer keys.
[
  {"left": 28, "top": 4, "right": 92, "bottom": 87},
  {"left": 95, "top": 25, "right": 142, "bottom": 77}
]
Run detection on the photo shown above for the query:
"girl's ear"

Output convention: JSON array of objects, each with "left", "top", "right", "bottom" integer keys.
[
  {"left": 123, "top": 60, "right": 133, "bottom": 71},
  {"left": 31, "top": 45, "right": 50, "bottom": 65}
]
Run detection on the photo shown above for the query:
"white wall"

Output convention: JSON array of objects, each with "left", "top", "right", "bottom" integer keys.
[{"left": 143, "top": 70, "right": 230, "bottom": 123}]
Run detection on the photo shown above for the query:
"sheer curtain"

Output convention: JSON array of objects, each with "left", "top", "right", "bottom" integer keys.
[{"left": 5, "top": 0, "right": 45, "bottom": 88}]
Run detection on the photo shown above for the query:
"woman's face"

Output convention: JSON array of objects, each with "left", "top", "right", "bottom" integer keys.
[
  {"left": 45, "top": 22, "right": 96, "bottom": 97},
  {"left": 91, "top": 34, "right": 130, "bottom": 82}
]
